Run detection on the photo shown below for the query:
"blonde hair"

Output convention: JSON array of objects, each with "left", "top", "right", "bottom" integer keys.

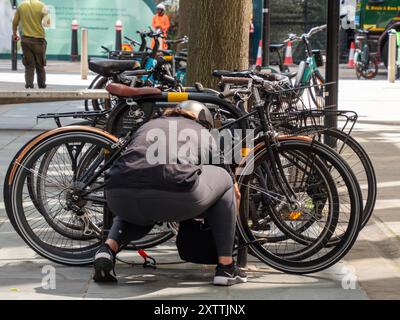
[{"left": 162, "top": 108, "right": 197, "bottom": 121}]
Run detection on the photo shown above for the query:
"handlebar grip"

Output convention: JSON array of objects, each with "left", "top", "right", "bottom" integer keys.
[
  {"left": 220, "top": 76, "right": 251, "bottom": 85},
  {"left": 101, "top": 46, "right": 110, "bottom": 52}
]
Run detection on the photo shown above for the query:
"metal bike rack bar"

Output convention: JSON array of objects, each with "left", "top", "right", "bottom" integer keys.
[{"left": 0, "top": 89, "right": 109, "bottom": 105}]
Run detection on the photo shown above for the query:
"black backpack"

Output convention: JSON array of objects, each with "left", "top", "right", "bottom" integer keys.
[{"left": 176, "top": 219, "right": 218, "bottom": 265}]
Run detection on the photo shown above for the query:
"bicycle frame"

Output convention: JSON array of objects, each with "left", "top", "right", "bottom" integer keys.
[
  {"left": 76, "top": 97, "right": 303, "bottom": 214},
  {"left": 299, "top": 33, "right": 324, "bottom": 85},
  {"left": 301, "top": 55, "right": 322, "bottom": 85}
]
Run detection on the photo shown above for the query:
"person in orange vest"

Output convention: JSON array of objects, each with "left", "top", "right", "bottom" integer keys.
[{"left": 152, "top": 3, "right": 170, "bottom": 50}]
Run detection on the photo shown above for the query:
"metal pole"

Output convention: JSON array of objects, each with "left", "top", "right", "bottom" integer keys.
[
  {"left": 325, "top": 0, "right": 340, "bottom": 133},
  {"left": 262, "top": 0, "right": 270, "bottom": 67},
  {"left": 388, "top": 30, "right": 397, "bottom": 83},
  {"left": 304, "top": 0, "right": 309, "bottom": 33},
  {"left": 81, "top": 28, "right": 88, "bottom": 80}
]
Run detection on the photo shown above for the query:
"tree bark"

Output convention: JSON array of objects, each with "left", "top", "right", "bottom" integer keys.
[
  {"left": 177, "top": 0, "right": 192, "bottom": 51},
  {"left": 186, "top": 0, "right": 252, "bottom": 88},
  {"left": 178, "top": 0, "right": 192, "bottom": 38}
]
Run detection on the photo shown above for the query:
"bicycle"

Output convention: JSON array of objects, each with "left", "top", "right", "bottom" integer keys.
[
  {"left": 285, "top": 25, "right": 327, "bottom": 108},
  {"left": 354, "top": 29, "right": 379, "bottom": 80},
  {"left": 4, "top": 79, "right": 362, "bottom": 274},
  {"left": 212, "top": 71, "right": 376, "bottom": 230}
]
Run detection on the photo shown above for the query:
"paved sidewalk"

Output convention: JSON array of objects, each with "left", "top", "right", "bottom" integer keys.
[{"left": 0, "top": 77, "right": 399, "bottom": 299}]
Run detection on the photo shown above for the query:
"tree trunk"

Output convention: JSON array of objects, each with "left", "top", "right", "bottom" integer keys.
[
  {"left": 177, "top": 0, "right": 192, "bottom": 51},
  {"left": 187, "top": 0, "right": 252, "bottom": 88},
  {"left": 178, "top": 0, "right": 192, "bottom": 38}
]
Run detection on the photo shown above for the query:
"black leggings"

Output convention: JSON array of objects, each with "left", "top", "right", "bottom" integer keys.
[{"left": 106, "top": 165, "right": 236, "bottom": 257}]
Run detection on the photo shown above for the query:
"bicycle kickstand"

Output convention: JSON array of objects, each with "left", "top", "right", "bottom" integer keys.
[{"left": 138, "top": 249, "right": 157, "bottom": 269}]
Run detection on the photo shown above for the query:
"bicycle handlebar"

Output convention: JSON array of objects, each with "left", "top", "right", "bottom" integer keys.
[
  {"left": 220, "top": 76, "right": 251, "bottom": 85},
  {"left": 307, "top": 24, "right": 327, "bottom": 38},
  {"left": 285, "top": 24, "right": 327, "bottom": 43},
  {"left": 165, "top": 36, "right": 189, "bottom": 45},
  {"left": 124, "top": 36, "right": 141, "bottom": 47},
  {"left": 136, "top": 28, "right": 165, "bottom": 39}
]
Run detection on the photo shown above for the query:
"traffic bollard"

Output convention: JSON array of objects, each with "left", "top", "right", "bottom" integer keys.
[
  {"left": 71, "top": 20, "right": 79, "bottom": 62},
  {"left": 115, "top": 20, "right": 123, "bottom": 51},
  {"left": 81, "top": 28, "right": 88, "bottom": 80},
  {"left": 388, "top": 30, "right": 397, "bottom": 83}
]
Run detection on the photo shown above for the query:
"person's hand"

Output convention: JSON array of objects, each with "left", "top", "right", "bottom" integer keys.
[
  {"left": 234, "top": 182, "right": 241, "bottom": 213},
  {"left": 13, "top": 33, "right": 20, "bottom": 42}
]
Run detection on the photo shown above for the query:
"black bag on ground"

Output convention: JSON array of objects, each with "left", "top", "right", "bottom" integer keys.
[{"left": 176, "top": 219, "right": 218, "bottom": 265}]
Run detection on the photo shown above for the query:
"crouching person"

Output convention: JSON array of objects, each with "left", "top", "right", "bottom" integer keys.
[{"left": 93, "top": 101, "right": 247, "bottom": 286}]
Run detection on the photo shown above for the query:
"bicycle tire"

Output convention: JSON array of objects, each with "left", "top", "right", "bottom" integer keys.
[
  {"left": 237, "top": 139, "right": 362, "bottom": 274},
  {"left": 295, "top": 126, "right": 376, "bottom": 229}
]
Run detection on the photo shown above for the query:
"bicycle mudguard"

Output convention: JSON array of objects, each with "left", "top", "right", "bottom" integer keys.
[{"left": 7, "top": 126, "right": 118, "bottom": 186}]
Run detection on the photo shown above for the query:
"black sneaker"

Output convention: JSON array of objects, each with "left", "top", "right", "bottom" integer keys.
[
  {"left": 213, "top": 263, "right": 247, "bottom": 286},
  {"left": 38, "top": 84, "right": 47, "bottom": 89},
  {"left": 25, "top": 85, "right": 34, "bottom": 89},
  {"left": 93, "top": 244, "right": 117, "bottom": 283}
]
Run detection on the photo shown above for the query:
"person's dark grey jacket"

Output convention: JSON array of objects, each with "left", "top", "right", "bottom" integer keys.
[{"left": 106, "top": 116, "right": 232, "bottom": 191}]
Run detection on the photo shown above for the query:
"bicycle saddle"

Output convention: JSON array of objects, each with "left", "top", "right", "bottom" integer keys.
[
  {"left": 255, "top": 71, "right": 291, "bottom": 82},
  {"left": 212, "top": 70, "right": 252, "bottom": 78},
  {"left": 106, "top": 83, "right": 162, "bottom": 97},
  {"left": 89, "top": 58, "right": 141, "bottom": 77},
  {"left": 285, "top": 72, "right": 297, "bottom": 79},
  {"left": 269, "top": 44, "right": 285, "bottom": 52}
]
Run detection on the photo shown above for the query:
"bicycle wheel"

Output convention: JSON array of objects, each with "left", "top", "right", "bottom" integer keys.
[
  {"left": 91, "top": 76, "right": 113, "bottom": 111},
  {"left": 84, "top": 74, "right": 103, "bottom": 111},
  {"left": 295, "top": 126, "right": 377, "bottom": 228},
  {"left": 308, "top": 72, "right": 325, "bottom": 109},
  {"left": 33, "top": 146, "right": 103, "bottom": 241},
  {"left": 360, "top": 48, "right": 378, "bottom": 79},
  {"left": 245, "top": 146, "right": 339, "bottom": 261},
  {"left": 5, "top": 130, "right": 115, "bottom": 265},
  {"left": 237, "top": 139, "right": 362, "bottom": 274}
]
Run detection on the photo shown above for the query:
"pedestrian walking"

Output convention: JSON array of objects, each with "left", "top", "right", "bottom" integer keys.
[{"left": 12, "top": 0, "right": 50, "bottom": 89}]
